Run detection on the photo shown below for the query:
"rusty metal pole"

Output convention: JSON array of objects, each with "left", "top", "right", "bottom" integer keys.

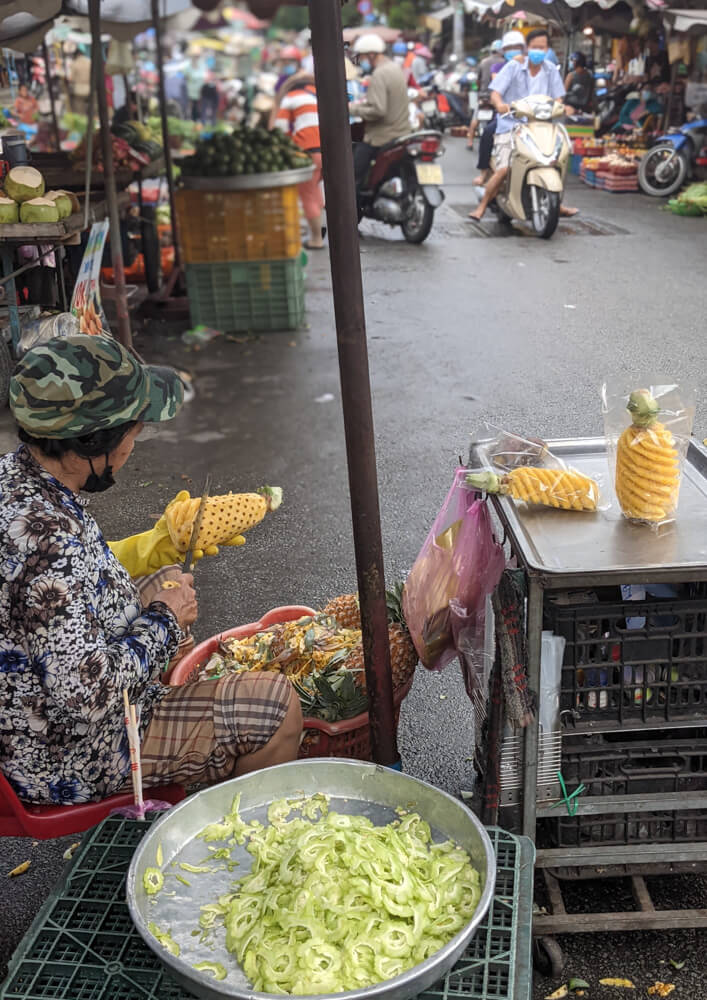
[
  {"left": 307, "top": 0, "right": 398, "bottom": 767},
  {"left": 151, "top": 0, "right": 182, "bottom": 274},
  {"left": 88, "top": 0, "right": 132, "bottom": 348},
  {"left": 42, "top": 41, "right": 61, "bottom": 151}
]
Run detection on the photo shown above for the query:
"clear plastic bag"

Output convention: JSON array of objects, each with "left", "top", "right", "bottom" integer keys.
[
  {"left": 601, "top": 380, "right": 695, "bottom": 528},
  {"left": 470, "top": 422, "right": 602, "bottom": 512},
  {"left": 474, "top": 422, "right": 555, "bottom": 471},
  {"left": 402, "top": 467, "right": 505, "bottom": 681}
]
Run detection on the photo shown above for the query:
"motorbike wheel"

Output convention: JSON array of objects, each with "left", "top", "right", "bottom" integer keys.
[
  {"left": 401, "top": 189, "right": 434, "bottom": 244},
  {"left": 638, "top": 145, "right": 689, "bottom": 197},
  {"left": 530, "top": 187, "right": 560, "bottom": 239}
]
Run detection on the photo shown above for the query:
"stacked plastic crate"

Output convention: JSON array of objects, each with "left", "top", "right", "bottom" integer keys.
[
  {"left": 539, "top": 583, "right": 707, "bottom": 853},
  {"left": 176, "top": 184, "right": 306, "bottom": 333}
]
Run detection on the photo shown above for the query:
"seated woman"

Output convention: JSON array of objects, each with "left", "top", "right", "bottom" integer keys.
[
  {"left": 614, "top": 88, "right": 663, "bottom": 133},
  {"left": 0, "top": 334, "right": 302, "bottom": 806}
]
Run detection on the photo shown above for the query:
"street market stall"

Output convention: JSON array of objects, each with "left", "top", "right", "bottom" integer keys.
[{"left": 468, "top": 420, "right": 707, "bottom": 973}]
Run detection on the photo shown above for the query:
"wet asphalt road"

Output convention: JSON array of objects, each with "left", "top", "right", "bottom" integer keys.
[{"left": 1, "top": 138, "right": 706, "bottom": 997}]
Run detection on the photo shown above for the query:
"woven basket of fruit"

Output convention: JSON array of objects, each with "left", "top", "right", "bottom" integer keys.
[{"left": 170, "top": 586, "right": 418, "bottom": 762}]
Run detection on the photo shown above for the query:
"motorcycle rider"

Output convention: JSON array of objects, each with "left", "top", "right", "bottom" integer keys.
[
  {"left": 349, "top": 34, "right": 410, "bottom": 211},
  {"left": 469, "top": 27, "right": 578, "bottom": 222}
]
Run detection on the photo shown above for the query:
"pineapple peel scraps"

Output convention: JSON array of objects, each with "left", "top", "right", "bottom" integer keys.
[{"left": 599, "top": 979, "right": 635, "bottom": 989}]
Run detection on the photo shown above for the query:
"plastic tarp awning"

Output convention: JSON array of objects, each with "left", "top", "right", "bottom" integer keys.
[
  {"left": 664, "top": 8, "right": 707, "bottom": 32},
  {"left": 0, "top": 0, "right": 193, "bottom": 51}
]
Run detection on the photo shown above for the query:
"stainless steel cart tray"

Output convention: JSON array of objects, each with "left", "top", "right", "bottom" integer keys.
[
  {"left": 181, "top": 165, "right": 314, "bottom": 191},
  {"left": 127, "top": 759, "right": 496, "bottom": 1000},
  {"left": 470, "top": 436, "right": 707, "bottom": 578}
]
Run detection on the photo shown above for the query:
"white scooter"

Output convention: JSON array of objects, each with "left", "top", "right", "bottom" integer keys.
[{"left": 492, "top": 95, "right": 571, "bottom": 239}]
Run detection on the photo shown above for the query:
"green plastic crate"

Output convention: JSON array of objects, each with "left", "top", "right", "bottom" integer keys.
[
  {"left": 185, "top": 258, "right": 305, "bottom": 333},
  {"left": 1, "top": 818, "right": 533, "bottom": 1000}
]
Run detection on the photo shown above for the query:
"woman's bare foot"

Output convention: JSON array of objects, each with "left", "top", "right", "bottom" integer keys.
[
  {"left": 560, "top": 205, "right": 579, "bottom": 217},
  {"left": 468, "top": 207, "right": 485, "bottom": 221}
]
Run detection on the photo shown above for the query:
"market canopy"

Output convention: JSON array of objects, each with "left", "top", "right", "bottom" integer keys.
[
  {"left": 663, "top": 7, "right": 707, "bottom": 31},
  {"left": 0, "top": 0, "right": 193, "bottom": 50}
]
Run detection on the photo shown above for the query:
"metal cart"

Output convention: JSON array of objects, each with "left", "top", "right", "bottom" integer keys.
[{"left": 472, "top": 435, "right": 707, "bottom": 975}]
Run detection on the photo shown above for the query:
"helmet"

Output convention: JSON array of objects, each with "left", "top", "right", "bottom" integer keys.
[
  {"left": 280, "top": 45, "right": 302, "bottom": 61},
  {"left": 490, "top": 39, "right": 502, "bottom": 52},
  {"left": 392, "top": 40, "right": 406, "bottom": 55},
  {"left": 501, "top": 30, "right": 525, "bottom": 50},
  {"left": 352, "top": 34, "right": 386, "bottom": 56},
  {"left": 465, "top": 56, "right": 477, "bottom": 66}
]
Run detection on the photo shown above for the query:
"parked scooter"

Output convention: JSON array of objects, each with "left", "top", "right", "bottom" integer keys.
[
  {"left": 355, "top": 130, "right": 445, "bottom": 243},
  {"left": 638, "top": 110, "right": 707, "bottom": 197},
  {"left": 492, "top": 95, "right": 570, "bottom": 239}
]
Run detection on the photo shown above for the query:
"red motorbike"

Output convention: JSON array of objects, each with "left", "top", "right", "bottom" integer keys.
[{"left": 356, "top": 130, "right": 445, "bottom": 243}]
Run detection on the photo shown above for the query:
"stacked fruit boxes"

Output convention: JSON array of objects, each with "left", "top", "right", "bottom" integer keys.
[{"left": 176, "top": 181, "right": 306, "bottom": 333}]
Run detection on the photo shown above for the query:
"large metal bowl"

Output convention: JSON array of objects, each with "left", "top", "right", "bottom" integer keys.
[{"left": 126, "top": 759, "right": 496, "bottom": 1000}]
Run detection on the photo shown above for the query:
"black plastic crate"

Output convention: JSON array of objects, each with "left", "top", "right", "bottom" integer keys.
[
  {"left": 541, "top": 807, "right": 707, "bottom": 850},
  {"left": 539, "top": 729, "right": 707, "bottom": 848},
  {"left": 560, "top": 729, "right": 707, "bottom": 797},
  {"left": 546, "top": 596, "right": 707, "bottom": 728}
]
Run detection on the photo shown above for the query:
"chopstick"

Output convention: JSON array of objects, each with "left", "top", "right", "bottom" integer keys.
[{"left": 123, "top": 689, "right": 145, "bottom": 819}]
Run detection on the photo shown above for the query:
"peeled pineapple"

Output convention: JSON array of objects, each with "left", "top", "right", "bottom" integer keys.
[
  {"left": 615, "top": 390, "right": 680, "bottom": 523},
  {"left": 165, "top": 486, "right": 282, "bottom": 552}
]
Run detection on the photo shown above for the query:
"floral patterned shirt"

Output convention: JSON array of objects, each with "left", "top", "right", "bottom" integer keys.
[{"left": 0, "top": 446, "right": 182, "bottom": 804}]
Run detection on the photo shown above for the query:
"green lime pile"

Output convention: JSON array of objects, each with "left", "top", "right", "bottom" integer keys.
[{"left": 180, "top": 127, "right": 312, "bottom": 178}]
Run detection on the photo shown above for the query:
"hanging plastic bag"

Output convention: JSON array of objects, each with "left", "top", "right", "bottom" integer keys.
[
  {"left": 402, "top": 468, "right": 505, "bottom": 680},
  {"left": 601, "top": 380, "right": 695, "bottom": 529}
]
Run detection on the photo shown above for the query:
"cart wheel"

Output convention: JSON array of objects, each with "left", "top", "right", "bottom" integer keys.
[
  {"left": 533, "top": 936, "right": 566, "bottom": 978},
  {"left": 0, "top": 336, "right": 13, "bottom": 409}
]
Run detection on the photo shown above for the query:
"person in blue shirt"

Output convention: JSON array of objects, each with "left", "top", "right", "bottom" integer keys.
[{"left": 469, "top": 27, "right": 578, "bottom": 221}]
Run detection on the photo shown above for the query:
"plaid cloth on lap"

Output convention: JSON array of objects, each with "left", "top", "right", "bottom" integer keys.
[{"left": 138, "top": 672, "right": 291, "bottom": 788}]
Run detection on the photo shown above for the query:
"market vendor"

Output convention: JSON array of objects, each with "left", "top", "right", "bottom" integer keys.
[{"left": 0, "top": 334, "right": 302, "bottom": 806}]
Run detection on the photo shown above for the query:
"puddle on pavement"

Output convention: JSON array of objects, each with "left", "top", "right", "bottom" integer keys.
[{"left": 449, "top": 205, "right": 629, "bottom": 237}]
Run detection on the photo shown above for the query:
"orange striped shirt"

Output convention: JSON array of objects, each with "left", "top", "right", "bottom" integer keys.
[{"left": 275, "top": 84, "right": 320, "bottom": 152}]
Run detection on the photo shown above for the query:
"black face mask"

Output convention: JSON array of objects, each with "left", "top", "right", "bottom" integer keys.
[{"left": 83, "top": 455, "right": 116, "bottom": 493}]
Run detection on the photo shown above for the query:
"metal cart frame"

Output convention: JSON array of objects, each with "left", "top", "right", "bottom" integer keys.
[{"left": 472, "top": 436, "right": 707, "bottom": 968}]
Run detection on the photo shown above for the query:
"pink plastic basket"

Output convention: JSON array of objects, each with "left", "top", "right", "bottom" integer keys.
[
  {"left": 168, "top": 605, "right": 317, "bottom": 685},
  {"left": 168, "top": 605, "right": 413, "bottom": 762}
]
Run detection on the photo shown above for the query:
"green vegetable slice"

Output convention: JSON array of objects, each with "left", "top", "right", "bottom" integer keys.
[
  {"left": 193, "top": 961, "right": 227, "bottom": 981},
  {"left": 143, "top": 867, "right": 164, "bottom": 896},
  {"left": 147, "top": 921, "right": 180, "bottom": 956},
  {"left": 197, "top": 797, "right": 481, "bottom": 994}
]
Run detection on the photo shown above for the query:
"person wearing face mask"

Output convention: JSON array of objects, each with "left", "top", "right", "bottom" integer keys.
[
  {"left": 469, "top": 27, "right": 578, "bottom": 221},
  {"left": 275, "top": 45, "right": 303, "bottom": 94},
  {"left": 0, "top": 335, "right": 302, "bottom": 807},
  {"left": 614, "top": 85, "right": 663, "bottom": 132},
  {"left": 349, "top": 34, "right": 411, "bottom": 211}
]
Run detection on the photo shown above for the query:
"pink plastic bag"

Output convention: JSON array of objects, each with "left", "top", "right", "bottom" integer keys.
[{"left": 403, "top": 468, "right": 505, "bottom": 691}]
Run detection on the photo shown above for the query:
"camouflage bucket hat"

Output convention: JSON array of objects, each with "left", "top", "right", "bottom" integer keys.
[{"left": 10, "top": 334, "right": 184, "bottom": 439}]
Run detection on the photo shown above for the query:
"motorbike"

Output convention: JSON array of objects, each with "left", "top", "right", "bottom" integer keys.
[
  {"left": 491, "top": 95, "right": 570, "bottom": 240},
  {"left": 595, "top": 82, "right": 633, "bottom": 137},
  {"left": 638, "top": 112, "right": 707, "bottom": 197},
  {"left": 418, "top": 67, "right": 470, "bottom": 131},
  {"left": 355, "top": 129, "right": 445, "bottom": 243}
]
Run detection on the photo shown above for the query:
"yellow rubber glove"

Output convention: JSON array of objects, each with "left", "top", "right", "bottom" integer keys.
[{"left": 108, "top": 490, "right": 246, "bottom": 578}]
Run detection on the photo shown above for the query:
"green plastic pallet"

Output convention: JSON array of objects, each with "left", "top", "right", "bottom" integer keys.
[
  {"left": 1, "top": 817, "right": 533, "bottom": 1000},
  {"left": 185, "top": 258, "right": 305, "bottom": 333}
]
